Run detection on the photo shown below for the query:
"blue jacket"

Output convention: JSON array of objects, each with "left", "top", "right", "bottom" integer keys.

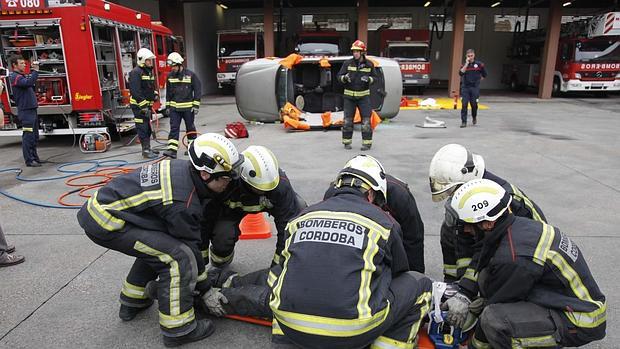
[
  {"left": 459, "top": 60, "right": 487, "bottom": 88},
  {"left": 9, "top": 70, "right": 38, "bottom": 110}
]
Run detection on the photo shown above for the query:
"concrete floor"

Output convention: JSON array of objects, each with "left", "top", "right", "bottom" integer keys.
[{"left": 0, "top": 94, "right": 618, "bottom": 348}]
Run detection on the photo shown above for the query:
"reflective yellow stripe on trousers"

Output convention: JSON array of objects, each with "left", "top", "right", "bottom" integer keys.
[
  {"left": 344, "top": 89, "right": 370, "bottom": 97},
  {"left": 511, "top": 335, "right": 558, "bottom": 348}
]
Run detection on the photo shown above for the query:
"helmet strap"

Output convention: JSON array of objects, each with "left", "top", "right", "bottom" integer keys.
[{"left": 461, "top": 150, "right": 475, "bottom": 174}]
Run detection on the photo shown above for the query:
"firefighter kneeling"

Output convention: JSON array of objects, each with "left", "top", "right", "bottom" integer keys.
[{"left": 269, "top": 155, "right": 432, "bottom": 349}]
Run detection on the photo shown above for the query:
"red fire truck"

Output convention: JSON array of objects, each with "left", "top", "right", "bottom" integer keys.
[
  {"left": 216, "top": 30, "right": 263, "bottom": 90},
  {"left": 0, "top": 0, "right": 181, "bottom": 137},
  {"left": 502, "top": 12, "right": 620, "bottom": 95},
  {"left": 379, "top": 29, "right": 431, "bottom": 93}
]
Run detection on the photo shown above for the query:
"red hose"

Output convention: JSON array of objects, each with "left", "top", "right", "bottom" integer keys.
[{"left": 224, "top": 315, "right": 272, "bottom": 327}]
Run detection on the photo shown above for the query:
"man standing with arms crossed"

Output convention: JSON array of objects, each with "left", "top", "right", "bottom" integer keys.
[{"left": 459, "top": 49, "right": 486, "bottom": 128}]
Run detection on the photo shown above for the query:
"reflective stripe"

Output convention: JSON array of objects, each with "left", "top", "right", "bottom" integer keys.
[
  {"left": 195, "top": 140, "right": 231, "bottom": 164},
  {"left": 362, "top": 140, "right": 373, "bottom": 145},
  {"left": 272, "top": 318, "right": 284, "bottom": 335},
  {"left": 533, "top": 224, "right": 555, "bottom": 265},
  {"left": 510, "top": 185, "right": 545, "bottom": 223},
  {"left": 197, "top": 270, "right": 208, "bottom": 283},
  {"left": 168, "top": 78, "right": 192, "bottom": 83},
  {"left": 407, "top": 291, "right": 432, "bottom": 341},
  {"left": 464, "top": 268, "right": 478, "bottom": 282},
  {"left": 458, "top": 186, "right": 499, "bottom": 209},
  {"left": 443, "top": 264, "right": 457, "bottom": 278},
  {"left": 133, "top": 241, "right": 182, "bottom": 318},
  {"left": 22, "top": 127, "right": 33, "bottom": 132},
  {"left": 86, "top": 192, "right": 126, "bottom": 231},
  {"left": 359, "top": 228, "right": 381, "bottom": 318},
  {"left": 104, "top": 190, "right": 163, "bottom": 211},
  {"left": 368, "top": 77, "right": 374, "bottom": 84},
  {"left": 273, "top": 304, "right": 389, "bottom": 337},
  {"left": 342, "top": 138, "right": 352, "bottom": 145},
  {"left": 141, "top": 75, "right": 155, "bottom": 80},
  {"left": 272, "top": 253, "right": 281, "bottom": 266},
  {"left": 192, "top": 101, "right": 201, "bottom": 106},
  {"left": 347, "top": 66, "right": 358, "bottom": 71},
  {"left": 289, "top": 211, "right": 390, "bottom": 241},
  {"left": 130, "top": 97, "right": 151, "bottom": 107},
  {"left": 168, "top": 139, "right": 179, "bottom": 145},
  {"left": 511, "top": 334, "right": 557, "bottom": 348},
  {"left": 371, "top": 335, "right": 414, "bottom": 349},
  {"left": 209, "top": 246, "right": 233, "bottom": 264},
  {"left": 359, "top": 67, "right": 371, "bottom": 72},
  {"left": 267, "top": 270, "right": 278, "bottom": 288},
  {"left": 159, "top": 308, "right": 195, "bottom": 329},
  {"left": 457, "top": 258, "right": 472, "bottom": 269},
  {"left": 201, "top": 249, "right": 209, "bottom": 259},
  {"left": 344, "top": 89, "right": 370, "bottom": 97},
  {"left": 160, "top": 161, "right": 173, "bottom": 205},
  {"left": 270, "top": 225, "right": 294, "bottom": 311},
  {"left": 225, "top": 200, "right": 265, "bottom": 212},
  {"left": 471, "top": 335, "right": 491, "bottom": 349},
  {"left": 121, "top": 280, "right": 148, "bottom": 299},
  {"left": 547, "top": 250, "right": 606, "bottom": 328},
  {"left": 168, "top": 101, "right": 194, "bottom": 108},
  {"left": 134, "top": 118, "right": 144, "bottom": 123}
]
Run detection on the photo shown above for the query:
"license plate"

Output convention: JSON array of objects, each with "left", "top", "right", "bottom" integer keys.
[{"left": 405, "top": 79, "right": 419, "bottom": 84}]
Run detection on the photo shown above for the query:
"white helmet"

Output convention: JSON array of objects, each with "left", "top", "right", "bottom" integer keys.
[
  {"left": 167, "top": 52, "right": 184, "bottom": 66},
  {"left": 240, "top": 145, "right": 280, "bottom": 191},
  {"left": 450, "top": 179, "right": 512, "bottom": 224},
  {"left": 188, "top": 133, "right": 243, "bottom": 175},
  {"left": 137, "top": 48, "right": 156, "bottom": 67},
  {"left": 429, "top": 144, "right": 485, "bottom": 202},
  {"left": 337, "top": 155, "right": 387, "bottom": 203}
]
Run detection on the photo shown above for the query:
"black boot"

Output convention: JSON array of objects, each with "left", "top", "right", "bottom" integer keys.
[
  {"left": 141, "top": 141, "right": 159, "bottom": 159},
  {"left": 162, "top": 319, "right": 215, "bottom": 347},
  {"left": 119, "top": 301, "right": 153, "bottom": 321},
  {"left": 163, "top": 149, "right": 177, "bottom": 159},
  {"left": 361, "top": 144, "right": 371, "bottom": 151}
]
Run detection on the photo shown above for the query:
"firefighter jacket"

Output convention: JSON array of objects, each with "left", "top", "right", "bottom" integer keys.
[
  {"left": 454, "top": 170, "right": 547, "bottom": 296},
  {"left": 165, "top": 68, "right": 202, "bottom": 111},
  {"left": 129, "top": 65, "right": 156, "bottom": 109},
  {"left": 337, "top": 56, "right": 378, "bottom": 99},
  {"left": 269, "top": 187, "right": 409, "bottom": 338},
  {"left": 217, "top": 169, "right": 303, "bottom": 264},
  {"left": 9, "top": 70, "right": 38, "bottom": 111},
  {"left": 77, "top": 160, "right": 214, "bottom": 253},
  {"left": 459, "top": 60, "right": 487, "bottom": 88},
  {"left": 324, "top": 174, "right": 425, "bottom": 273},
  {"left": 476, "top": 214, "right": 606, "bottom": 337}
]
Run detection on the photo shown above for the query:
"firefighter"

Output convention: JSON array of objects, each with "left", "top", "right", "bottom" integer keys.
[
  {"left": 429, "top": 143, "right": 546, "bottom": 297},
  {"left": 129, "top": 48, "right": 159, "bottom": 159},
  {"left": 443, "top": 179, "right": 606, "bottom": 348},
  {"left": 77, "top": 133, "right": 242, "bottom": 347},
  {"left": 337, "top": 40, "right": 377, "bottom": 151},
  {"left": 201, "top": 145, "right": 305, "bottom": 269},
  {"left": 163, "top": 52, "right": 202, "bottom": 159},
  {"left": 269, "top": 155, "right": 432, "bottom": 349},
  {"left": 8, "top": 55, "right": 41, "bottom": 167},
  {"left": 324, "top": 173, "right": 425, "bottom": 273},
  {"left": 459, "top": 49, "right": 487, "bottom": 128}
]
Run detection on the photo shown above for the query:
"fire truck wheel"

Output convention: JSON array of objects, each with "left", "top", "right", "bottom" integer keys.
[{"left": 552, "top": 77, "right": 562, "bottom": 97}]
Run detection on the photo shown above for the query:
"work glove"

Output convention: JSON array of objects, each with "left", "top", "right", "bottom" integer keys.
[
  {"left": 468, "top": 297, "right": 486, "bottom": 316},
  {"left": 440, "top": 292, "right": 471, "bottom": 328},
  {"left": 360, "top": 75, "right": 370, "bottom": 83},
  {"left": 202, "top": 287, "right": 228, "bottom": 317},
  {"left": 192, "top": 107, "right": 199, "bottom": 115},
  {"left": 342, "top": 74, "right": 351, "bottom": 83}
]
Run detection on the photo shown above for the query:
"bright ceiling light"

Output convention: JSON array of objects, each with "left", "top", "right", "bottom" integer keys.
[
  {"left": 219, "top": 3, "right": 229, "bottom": 9},
  {"left": 491, "top": 1, "right": 501, "bottom": 7},
  {"left": 424, "top": 1, "right": 431, "bottom": 7},
  {"left": 562, "top": 1, "right": 572, "bottom": 6}
]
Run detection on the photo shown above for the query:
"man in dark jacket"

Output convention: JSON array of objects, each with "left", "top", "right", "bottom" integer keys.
[
  {"left": 77, "top": 133, "right": 242, "bottom": 347},
  {"left": 163, "top": 52, "right": 201, "bottom": 159},
  {"left": 444, "top": 179, "right": 606, "bottom": 348},
  {"left": 459, "top": 49, "right": 487, "bottom": 128},
  {"left": 337, "top": 40, "right": 378, "bottom": 151},
  {"left": 8, "top": 55, "right": 41, "bottom": 167},
  {"left": 129, "top": 48, "right": 159, "bottom": 159}
]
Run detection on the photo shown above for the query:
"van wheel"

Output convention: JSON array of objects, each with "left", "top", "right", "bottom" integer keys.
[{"left": 552, "top": 77, "right": 562, "bottom": 97}]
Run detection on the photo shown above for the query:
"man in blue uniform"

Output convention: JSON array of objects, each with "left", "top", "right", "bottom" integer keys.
[
  {"left": 8, "top": 55, "right": 41, "bottom": 167},
  {"left": 129, "top": 48, "right": 159, "bottom": 159},
  {"left": 459, "top": 49, "right": 486, "bottom": 128}
]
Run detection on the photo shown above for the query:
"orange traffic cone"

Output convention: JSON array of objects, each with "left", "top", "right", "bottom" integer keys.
[{"left": 239, "top": 213, "right": 272, "bottom": 240}]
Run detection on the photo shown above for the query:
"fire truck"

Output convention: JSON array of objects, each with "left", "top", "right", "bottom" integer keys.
[
  {"left": 0, "top": 0, "right": 182, "bottom": 138},
  {"left": 379, "top": 29, "right": 431, "bottom": 93},
  {"left": 502, "top": 12, "right": 620, "bottom": 95},
  {"left": 216, "top": 30, "right": 263, "bottom": 90}
]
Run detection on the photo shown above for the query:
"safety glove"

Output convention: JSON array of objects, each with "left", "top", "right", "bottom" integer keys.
[
  {"left": 440, "top": 292, "right": 471, "bottom": 328},
  {"left": 192, "top": 107, "right": 199, "bottom": 115},
  {"left": 202, "top": 287, "right": 229, "bottom": 317},
  {"left": 343, "top": 74, "right": 352, "bottom": 83},
  {"left": 468, "top": 297, "right": 486, "bottom": 316},
  {"left": 360, "top": 75, "right": 370, "bottom": 83}
]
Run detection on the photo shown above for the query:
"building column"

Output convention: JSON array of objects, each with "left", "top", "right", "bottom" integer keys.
[
  {"left": 264, "top": 0, "right": 274, "bottom": 57},
  {"left": 159, "top": 0, "right": 185, "bottom": 39},
  {"left": 448, "top": 0, "right": 465, "bottom": 98},
  {"left": 357, "top": 0, "right": 368, "bottom": 43},
  {"left": 538, "top": 0, "right": 562, "bottom": 99}
]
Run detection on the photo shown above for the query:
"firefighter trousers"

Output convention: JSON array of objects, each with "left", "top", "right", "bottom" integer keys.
[
  {"left": 132, "top": 106, "right": 152, "bottom": 143},
  {"left": 19, "top": 109, "right": 39, "bottom": 165},
  {"left": 272, "top": 271, "right": 433, "bottom": 349},
  {"left": 469, "top": 302, "right": 605, "bottom": 349},
  {"left": 200, "top": 219, "right": 241, "bottom": 268},
  {"left": 85, "top": 225, "right": 200, "bottom": 337},
  {"left": 460, "top": 86, "right": 479, "bottom": 122},
  {"left": 342, "top": 96, "right": 372, "bottom": 146},
  {"left": 167, "top": 109, "right": 197, "bottom": 154}
]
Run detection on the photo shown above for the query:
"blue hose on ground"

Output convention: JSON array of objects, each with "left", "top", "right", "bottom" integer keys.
[{"left": 0, "top": 156, "right": 163, "bottom": 209}]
